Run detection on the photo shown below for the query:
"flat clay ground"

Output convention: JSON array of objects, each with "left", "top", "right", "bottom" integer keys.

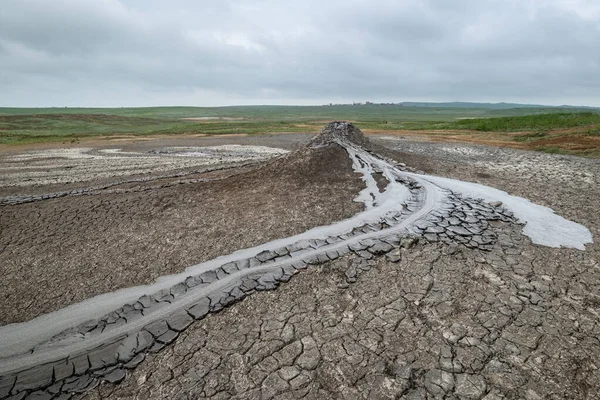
[{"left": 1, "top": 133, "right": 599, "bottom": 399}]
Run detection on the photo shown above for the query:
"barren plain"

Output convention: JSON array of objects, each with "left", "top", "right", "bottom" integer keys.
[{"left": 0, "top": 126, "right": 598, "bottom": 400}]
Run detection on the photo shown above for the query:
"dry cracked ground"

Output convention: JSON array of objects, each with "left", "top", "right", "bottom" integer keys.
[{"left": 1, "top": 132, "right": 599, "bottom": 399}]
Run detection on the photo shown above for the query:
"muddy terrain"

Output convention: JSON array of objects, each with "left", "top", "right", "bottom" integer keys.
[
  {"left": 0, "top": 126, "right": 598, "bottom": 400},
  {"left": 0, "top": 138, "right": 362, "bottom": 323}
]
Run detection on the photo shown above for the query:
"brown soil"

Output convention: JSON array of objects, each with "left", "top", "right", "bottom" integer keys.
[
  {"left": 532, "top": 134, "right": 600, "bottom": 150},
  {"left": 0, "top": 143, "right": 363, "bottom": 325}
]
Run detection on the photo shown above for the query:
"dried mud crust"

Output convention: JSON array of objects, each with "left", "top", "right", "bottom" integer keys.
[
  {"left": 80, "top": 224, "right": 599, "bottom": 400},
  {"left": 0, "top": 133, "right": 311, "bottom": 198},
  {"left": 0, "top": 144, "right": 363, "bottom": 325},
  {"left": 75, "top": 137, "right": 598, "bottom": 400}
]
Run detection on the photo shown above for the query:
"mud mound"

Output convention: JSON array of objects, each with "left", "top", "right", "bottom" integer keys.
[
  {"left": 309, "top": 121, "right": 372, "bottom": 148},
  {"left": 307, "top": 121, "right": 430, "bottom": 172},
  {"left": 249, "top": 137, "right": 357, "bottom": 186}
]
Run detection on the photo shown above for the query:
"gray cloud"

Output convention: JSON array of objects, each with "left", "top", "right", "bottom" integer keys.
[{"left": 1, "top": 0, "right": 599, "bottom": 107}]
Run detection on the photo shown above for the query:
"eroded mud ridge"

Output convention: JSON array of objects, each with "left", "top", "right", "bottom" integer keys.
[{"left": 0, "top": 123, "right": 594, "bottom": 399}]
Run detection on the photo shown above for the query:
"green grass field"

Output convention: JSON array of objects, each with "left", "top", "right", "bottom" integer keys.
[
  {"left": 0, "top": 104, "right": 571, "bottom": 120},
  {"left": 1, "top": 105, "right": 599, "bottom": 156},
  {"left": 446, "top": 112, "right": 600, "bottom": 132}
]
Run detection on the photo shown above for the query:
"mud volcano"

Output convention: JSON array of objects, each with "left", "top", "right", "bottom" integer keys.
[
  {"left": 0, "top": 122, "right": 593, "bottom": 399},
  {"left": 309, "top": 121, "right": 371, "bottom": 147}
]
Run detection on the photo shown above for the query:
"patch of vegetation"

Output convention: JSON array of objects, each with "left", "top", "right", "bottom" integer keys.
[
  {"left": 585, "top": 127, "right": 600, "bottom": 136},
  {"left": 536, "top": 147, "right": 565, "bottom": 154},
  {"left": 512, "top": 132, "right": 548, "bottom": 142},
  {"left": 0, "top": 114, "right": 185, "bottom": 144},
  {"left": 446, "top": 112, "right": 600, "bottom": 132},
  {"left": 0, "top": 113, "right": 324, "bottom": 144}
]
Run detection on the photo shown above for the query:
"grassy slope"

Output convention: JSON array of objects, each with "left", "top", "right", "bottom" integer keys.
[
  {"left": 0, "top": 104, "right": 589, "bottom": 120},
  {"left": 447, "top": 112, "right": 600, "bottom": 131},
  {"left": 0, "top": 106, "right": 599, "bottom": 156},
  {"left": 409, "top": 112, "right": 600, "bottom": 157}
]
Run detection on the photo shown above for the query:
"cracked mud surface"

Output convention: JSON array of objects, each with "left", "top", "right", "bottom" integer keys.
[
  {"left": 0, "top": 134, "right": 309, "bottom": 198},
  {"left": 81, "top": 226, "right": 599, "bottom": 399},
  {"left": 0, "top": 142, "right": 362, "bottom": 324},
  {"left": 84, "top": 135, "right": 598, "bottom": 400},
  {"left": 1, "top": 129, "right": 599, "bottom": 399}
]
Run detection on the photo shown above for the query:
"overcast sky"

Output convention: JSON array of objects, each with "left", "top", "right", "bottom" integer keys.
[{"left": 1, "top": 0, "right": 599, "bottom": 107}]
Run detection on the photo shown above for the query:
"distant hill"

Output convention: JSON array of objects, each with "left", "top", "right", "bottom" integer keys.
[{"left": 399, "top": 101, "right": 600, "bottom": 110}]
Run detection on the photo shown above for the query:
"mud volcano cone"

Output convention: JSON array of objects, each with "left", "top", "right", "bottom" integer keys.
[
  {"left": 309, "top": 121, "right": 372, "bottom": 148},
  {"left": 307, "top": 121, "right": 410, "bottom": 171}
]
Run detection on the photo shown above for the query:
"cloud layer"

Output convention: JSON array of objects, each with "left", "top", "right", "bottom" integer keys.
[{"left": 1, "top": 0, "right": 599, "bottom": 107}]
